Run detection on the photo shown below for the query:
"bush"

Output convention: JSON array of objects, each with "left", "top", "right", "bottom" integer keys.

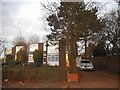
[
  {"left": 6, "top": 54, "right": 13, "bottom": 62},
  {"left": 5, "top": 54, "right": 15, "bottom": 67},
  {"left": 2, "top": 67, "right": 67, "bottom": 82},
  {"left": 33, "top": 50, "right": 43, "bottom": 67}
]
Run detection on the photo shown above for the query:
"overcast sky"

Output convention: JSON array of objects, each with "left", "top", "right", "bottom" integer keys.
[
  {"left": 0, "top": 0, "right": 118, "bottom": 47},
  {"left": 1, "top": 0, "right": 52, "bottom": 45}
]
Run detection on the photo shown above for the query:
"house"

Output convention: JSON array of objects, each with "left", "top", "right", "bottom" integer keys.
[
  {"left": 28, "top": 43, "right": 59, "bottom": 66},
  {"left": 5, "top": 40, "right": 69, "bottom": 67}
]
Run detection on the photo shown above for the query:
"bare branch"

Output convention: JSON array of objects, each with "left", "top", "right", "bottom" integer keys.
[
  {"left": 0, "top": 39, "right": 6, "bottom": 56},
  {"left": 26, "top": 34, "right": 40, "bottom": 45},
  {"left": 40, "top": 2, "right": 59, "bottom": 15},
  {"left": 12, "top": 33, "right": 40, "bottom": 47}
]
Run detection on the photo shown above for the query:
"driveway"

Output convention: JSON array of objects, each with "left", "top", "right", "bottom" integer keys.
[{"left": 78, "top": 68, "right": 119, "bottom": 88}]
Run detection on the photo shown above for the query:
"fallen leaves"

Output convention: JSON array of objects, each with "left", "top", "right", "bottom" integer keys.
[{"left": 4, "top": 79, "right": 11, "bottom": 84}]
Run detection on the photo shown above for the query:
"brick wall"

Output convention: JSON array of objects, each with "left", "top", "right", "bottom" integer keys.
[
  {"left": 38, "top": 43, "right": 44, "bottom": 65},
  {"left": 38, "top": 43, "right": 43, "bottom": 53}
]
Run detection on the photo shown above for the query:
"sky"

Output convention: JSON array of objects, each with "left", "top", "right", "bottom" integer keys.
[
  {"left": 0, "top": 0, "right": 118, "bottom": 48},
  {"left": 1, "top": 0, "right": 51, "bottom": 46}
]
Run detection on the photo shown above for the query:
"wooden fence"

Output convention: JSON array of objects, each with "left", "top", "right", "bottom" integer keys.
[{"left": 88, "top": 56, "right": 120, "bottom": 73}]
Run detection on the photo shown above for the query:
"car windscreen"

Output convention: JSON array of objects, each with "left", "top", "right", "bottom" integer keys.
[{"left": 81, "top": 61, "right": 90, "bottom": 63}]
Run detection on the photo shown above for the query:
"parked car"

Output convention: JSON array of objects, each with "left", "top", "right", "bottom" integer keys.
[{"left": 79, "top": 59, "right": 94, "bottom": 71}]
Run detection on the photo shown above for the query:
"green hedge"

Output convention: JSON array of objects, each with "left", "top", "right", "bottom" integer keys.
[{"left": 2, "top": 67, "right": 67, "bottom": 82}]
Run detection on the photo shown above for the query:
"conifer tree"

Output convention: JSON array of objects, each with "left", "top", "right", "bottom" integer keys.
[{"left": 47, "top": 2, "right": 104, "bottom": 71}]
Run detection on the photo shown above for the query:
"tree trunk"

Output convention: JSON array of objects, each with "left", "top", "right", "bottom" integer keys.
[
  {"left": 59, "top": 38, "right": 66, "bottom": 67},
  {"left": 68, "top": 14, "right": 78, "bottom": 72},
  {"left": 69, "top": 36, "right": 77, "bottom": 72},
  {"left": 46, "top": 41, "right": 48, "bottom": 67},
  {"left": 85, "top": 38, "right": 87, "bottom": 58}
]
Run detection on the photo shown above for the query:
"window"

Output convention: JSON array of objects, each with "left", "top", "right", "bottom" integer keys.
[
  {"left": 43, "top": 57, "right": 46, "bottom": 62},
  {"left": 51, "top": 55, "right": 54, "bottom": 61}
]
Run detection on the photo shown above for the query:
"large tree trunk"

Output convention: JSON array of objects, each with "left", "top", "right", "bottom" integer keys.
[
  {"left": 67, "top": 14, "right": 78, "bottom": 72},
  {"left": 69, "top": 36, "right": 77, "bottom": 72},
  {"left": 59, "top": 38, "right": 66, "bottom": 67}
]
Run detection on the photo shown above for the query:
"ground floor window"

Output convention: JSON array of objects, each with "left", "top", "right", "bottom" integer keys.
[{"left": 47, "top": 54, "right": 59, "bottom": 66}]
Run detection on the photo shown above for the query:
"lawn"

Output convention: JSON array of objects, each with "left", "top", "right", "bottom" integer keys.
[{"left": 2, "top": 65, "right": 67, "bottom": 82}]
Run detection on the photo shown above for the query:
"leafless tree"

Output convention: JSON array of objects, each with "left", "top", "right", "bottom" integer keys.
[
  {"left": 12, "top": 34, "right": 26, "bottom": 46},
  {"left": 12, "top": 34, "right": 40, "bottom": 46},
  {"left": 26, "top": 34, "right": 40, "bottom": 55},
  {"left": 40, "top": 1, "right": 59, "bottom": 15},
  {"left": 12, "top": 33, "right": 40, "bottom": 61},
  {"left": 26, "top": 34, "right": 40, "bottom": 45},
  {"left": 0, "top": 38, "right": 6, "bottom": 56}
]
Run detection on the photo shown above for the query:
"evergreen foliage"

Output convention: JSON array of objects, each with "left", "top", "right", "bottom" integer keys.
[
  {"left": 33, "top": 49, "right": 43, "bottom": 67},
  {"left": 46, "top": 2, "right": 104, "bottom": 69}
]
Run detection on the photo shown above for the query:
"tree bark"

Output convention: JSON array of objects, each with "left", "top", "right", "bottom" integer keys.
[
  {"left": 46, "top": 41, "right": 48, "bottom": 67},
  {"left": 85, "top": 38, "right": 87, "bottom": 58},
  {"left": 59, "top": 38, "right": 66, "bottom": 67},
  {"left": 69, "top": 36, "right": 77, "bottom": 72}
]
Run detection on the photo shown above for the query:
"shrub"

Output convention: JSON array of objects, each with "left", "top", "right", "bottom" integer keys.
[
  {"left": 33, "top": 49, "right": 43, "bottom": 67},
  {"left": 2, "top": 67, "right": 67, "bottom": 82},
  {"left": 5, "top": 54, "right": 15, "bottom": 67},
  {"left": 6, "top": 54, "right": 13, "bottom": 62}
]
